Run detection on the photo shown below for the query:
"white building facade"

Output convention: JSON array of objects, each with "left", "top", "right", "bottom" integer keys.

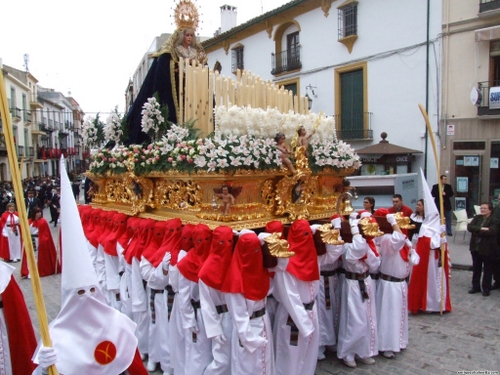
[{"left": 202, "top": 0, "right": 443, "bottom": 184}]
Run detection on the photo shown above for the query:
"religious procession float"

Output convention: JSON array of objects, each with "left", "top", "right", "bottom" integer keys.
[{"left": 83, "top": 0, "right": 362, "bottom": 231}]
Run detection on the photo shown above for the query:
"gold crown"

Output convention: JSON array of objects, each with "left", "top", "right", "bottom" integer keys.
[{"left": 173, "top": 0, "right": 200, "bottom": 31}]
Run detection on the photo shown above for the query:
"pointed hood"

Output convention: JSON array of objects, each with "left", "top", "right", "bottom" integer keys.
[
  {"left": 60, "top": 157, "right": 99, "bottom": 291},
  {"left": 420, "top": 168, "right": 441, "bottom": 237}
]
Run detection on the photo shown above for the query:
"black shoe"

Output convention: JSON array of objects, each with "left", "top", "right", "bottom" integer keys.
[
  {"left": 491, "top": 283, "right": 499, "bottom": 290},
  {"left": 468, "top": 288, "right": 481, "bottom": 294},
  {"left": 482, "top": 291, "right": 490, "bottom": 297}
]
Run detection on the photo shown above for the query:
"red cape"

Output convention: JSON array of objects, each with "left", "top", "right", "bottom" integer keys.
[
  {"left": 408, "top": 236, "right": 452, "bottom": 314},
  {"left": 286, "top": 219, "right": 319, "bottom": 282},
  {"left": 2, "top": 275, "right": 37, "bottom": 375},
  {"left": 21, "top": 218, "right": 60, "bottom": 277},
  {"left": 178, "top": 224, "right": 212, "bottom": 283},
  {"left": 221, "top": 232, "right": 269, "bottom": 301},
  {"left": 198, "top": 226, "right": 234, "bottom": 290}
]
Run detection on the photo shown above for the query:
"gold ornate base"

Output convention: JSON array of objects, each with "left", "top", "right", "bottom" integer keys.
[{"left": 88, "top": 149, "right": 357, "bottom": 230}]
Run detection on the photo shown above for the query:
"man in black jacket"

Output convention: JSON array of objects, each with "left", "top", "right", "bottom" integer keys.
[
  {"left": 50, "top": 187, "right": 61, "bottom": 227},
  {"left": 432, "top": 175, "right": 454, "bottom": 236},
  {"left": 25, "top": 189, "right": 42, "bottom": 219}
]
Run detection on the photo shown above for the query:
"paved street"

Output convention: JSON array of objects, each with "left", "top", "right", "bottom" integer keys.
[{"left": 10, "top": 209, "right": 500, "bottom": 374}]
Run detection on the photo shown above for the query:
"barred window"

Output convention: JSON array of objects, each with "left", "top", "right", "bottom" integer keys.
[
  {"left": 338, "top": 2, "right": 358, "bottom": 39},
  {"left": 231, "top": 45, "right": 244, "bottom": 73}
]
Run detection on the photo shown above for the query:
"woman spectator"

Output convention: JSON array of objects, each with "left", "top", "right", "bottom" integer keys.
[
  {"left": 467, "top": 202, "right": 500, "bottom": 297},
  {"left": 363, "top": 197, "right": 375, "bottom": 214},
  {"left": 408, "top": 199, "right": 425, "bottom": 242}
]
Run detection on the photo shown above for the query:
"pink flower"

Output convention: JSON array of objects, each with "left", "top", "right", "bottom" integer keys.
[
  {"left": 168, "top": 157, "right": 173, "bottom": 162},
  {"left": 155, "top": 156, "right": 160, "bottom": 161},
  {"left": 180, "top": 155, "right": 186, "bottom": 160}
]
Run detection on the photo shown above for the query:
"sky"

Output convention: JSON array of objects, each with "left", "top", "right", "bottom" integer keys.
[{"left": 1, "top": 0, "right": 289, "bottom": 117}]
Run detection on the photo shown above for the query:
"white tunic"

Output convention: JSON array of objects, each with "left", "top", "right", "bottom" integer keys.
[
  {"left": 273, "top": 258, "right": 319, "bottom": 375},
  {"left": 375, "top": 231, "right": 414, "bottom": 352},
  {"left": 225, "top": 293, "right": 274, "bottom": 375},
  {"left": 0, "top": 302, "right": 12, "bottom": 375},
  {"left": 2, "top": 214, "right": 20, "bottom": 261},
  {"left": 337, "top": 234, "right": 380, "bottom": 362},
  {"left": 178, "top": 272, "right": 212, "bottom": 375},
  {"left": 199, "top": 280, "right": 232, "bottom": 375},
  {"left": 317, "top": 243, "right": 344, "bottom": 348},
  {"left": 140, "top": 257, "right": 171, "bottom": 372}
]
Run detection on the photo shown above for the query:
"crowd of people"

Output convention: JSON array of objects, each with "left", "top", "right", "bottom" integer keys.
[
  {"left": 26, "top": 191, "right": 448, "bottom": 374},
  {"left": 0, "top": 174, "right": 461, "bottom": 374}
]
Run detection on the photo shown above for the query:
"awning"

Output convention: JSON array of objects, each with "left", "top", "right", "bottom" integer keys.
[{"left": 475, "top": 25, "right": 500, "bottom": 42}]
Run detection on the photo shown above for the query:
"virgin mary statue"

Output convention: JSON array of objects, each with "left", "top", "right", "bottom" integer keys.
[{"left": 126, "top": 0, "right": 207, "bottom": 145}]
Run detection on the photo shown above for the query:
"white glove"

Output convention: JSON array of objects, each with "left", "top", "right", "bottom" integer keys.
[
  {"left": 440, "top": 224, "right": 446, "bottom": 235},
  {"left": 405, "top": 239, "right": 413, "bottom": 249},
  {"left": 410, "top": 248, "right": 420, "bottom": 265},
  {"left": 349, "top": 212, "right": 358, "bottom": 221},
  {"left": 331, "top": 217, "right": 342, "bottom": 229},
  {"left": 386, "top": 214, "right": 397, "bottom": 226},
  {"left": 350, "top": 219, "right": 359, "bottom": 235},
  {"left": 440, "top": 236, "right": 447, "bottom": 244},
  {"left": 38, "top": 346, "right": 57, "bottom": 370},
  {"left": 310, "top": 224, "right": 321, "bottom": 234},
  {"left": 214, "top": 333, "right": 227, "bottom": 345},
  {"left": 189, "top": 324, "right": 200, "bottom": 334},
  {"left": 257, "top": 232, "right": 271, "bottom": 246},
  {"left": 162, "top": 252, "right": 172, "bottom": 271}
]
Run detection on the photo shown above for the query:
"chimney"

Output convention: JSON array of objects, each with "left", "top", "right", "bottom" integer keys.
[{"left": 220, "top": 5, "right": 237, "bottom": 33}]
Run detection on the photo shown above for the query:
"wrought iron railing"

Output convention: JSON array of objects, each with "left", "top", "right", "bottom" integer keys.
[
  {"left": 17, "top": 145, "right": 24, "bottom": 157},
  {"left": 332, "top": 112, "right": 373, "bottom": 140},
  {"left": 271, "top": 47, "right": 301, "bottom": 75}
]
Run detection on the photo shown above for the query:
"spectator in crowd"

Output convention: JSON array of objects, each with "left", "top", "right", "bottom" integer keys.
[
  {"left": 431, "top": 175, "right": 454, "bottom": 236},
  {"left": 388, "top": 194, "right": 413, "bottom": 217},
  {"left": 363, "top": 196, "right": 376, "bottom": 214},
  {"left": 467, "top": 202, "right": 499, "bottom": 297}
]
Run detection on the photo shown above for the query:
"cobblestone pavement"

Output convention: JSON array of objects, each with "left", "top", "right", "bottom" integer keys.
[{"left": 11, "top": 208, "right": 500, "bottom": 374}]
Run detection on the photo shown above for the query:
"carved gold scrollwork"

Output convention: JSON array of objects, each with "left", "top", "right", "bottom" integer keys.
[
  {"left": 105, "top": 179, "right": 131, "bottom": 203},
  {"left": 274, "top": 146, "right": 313, "bottom": 220},
  {"left": 154, "top": 179, "right": 202, "bottom": 210},
  {"left": 123, "top": 173, "right": 155, "bottom": 215},
  {"left": 261, "top": 179, "right": 276, "bottom": 212}
]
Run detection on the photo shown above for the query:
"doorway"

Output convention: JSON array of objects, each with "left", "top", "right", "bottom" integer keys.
[{"left": 454, "top": 154, "right": 482, "bottom": 216}]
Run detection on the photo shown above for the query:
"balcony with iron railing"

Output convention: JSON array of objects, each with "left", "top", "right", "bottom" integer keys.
[
  {"left": 271, "top": 47, "right": 302, "bottom": 75},
  {"left": 476, "top": 81, "right": 500, "bottom": 116},
  {"left": 332, "top": 112, "right": 373, "bottom": 141},
  {"left": 10, "top": 107, "right": 21, "bottom": 122},
  {"left": 479, "top": 0, "right": 500, "bottom": 13},
  {"left": 24, "top": 110, "right": 32, "bottom": 125}
]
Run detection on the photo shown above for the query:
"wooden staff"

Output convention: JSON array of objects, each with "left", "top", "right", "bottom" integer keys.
[
  {"left": 418, "top": 103, "right": 446, "bottom": 315},
  {"left": 0, "top": 66, "right": 58, "bottom": 374}
]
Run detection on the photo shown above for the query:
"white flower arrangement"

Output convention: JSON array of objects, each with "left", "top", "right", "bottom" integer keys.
[
  {"left": 214, "top": 105, "right": 338, "bottom": 143},
  {"left": 310, "top": 139, "right": 361, "bottom": 170},
  {"left": 194, "top": 134, "right": 282, "bottom": 173},
  {"left": 82, "top": 115, "right": 103, "bottom": 147},
  {"left": 104, "top": 110, "right": 123, "bottom": 144},
  {"left": 141, "top": 96, "right": 165, "bottom": 141}
]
